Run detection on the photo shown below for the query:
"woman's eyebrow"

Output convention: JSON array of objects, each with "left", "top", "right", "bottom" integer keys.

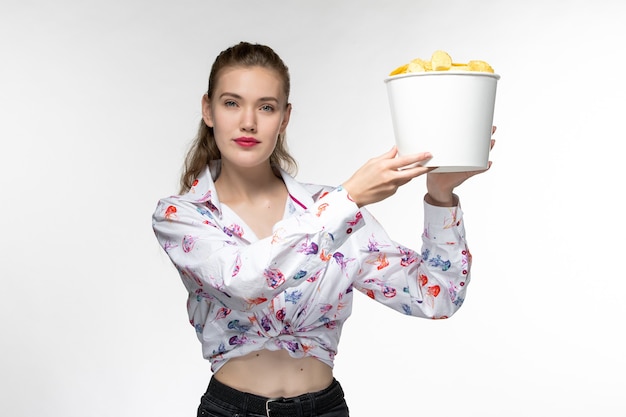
[
  {"left": 219, "top": 92, "right": 279, "bottom": 103},
  {"left": 258, "top": 97, "right": 279, "bottom": 103},
  {"left": 219, "top": 92, "right": 242, "bottom": 100}
]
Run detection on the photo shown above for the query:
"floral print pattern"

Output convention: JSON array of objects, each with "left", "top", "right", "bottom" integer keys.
[{"left": 152, "top": 161, "right": 471, "bottom": 371}]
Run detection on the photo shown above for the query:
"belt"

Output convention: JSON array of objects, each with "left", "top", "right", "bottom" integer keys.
[{"left": 205, "top": 376, "right": 346, "bottom": 417}]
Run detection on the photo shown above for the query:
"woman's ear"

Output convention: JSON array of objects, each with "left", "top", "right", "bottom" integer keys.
[
  {"left": 280, "top": 103, "right": 292, "bottom": 133},
  {"left": 201, "top": 94, "right": 214, "bottom": 127}
]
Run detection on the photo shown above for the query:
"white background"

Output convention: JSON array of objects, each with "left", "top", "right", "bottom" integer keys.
[{"left": 1, "top": 0, "right": 625, "bottom": 416}]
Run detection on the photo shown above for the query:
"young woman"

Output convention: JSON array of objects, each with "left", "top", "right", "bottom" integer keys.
[{"left": 152, "top": 41, "right": 493, "bottom": 417}]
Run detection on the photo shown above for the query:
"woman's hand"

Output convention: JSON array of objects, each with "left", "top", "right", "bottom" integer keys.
[
  {"left": 343, "top": 146, "right": 434, "bottom": 207},
  {"left": 425, "top": 126, "right": 497, "bottom": 206}
]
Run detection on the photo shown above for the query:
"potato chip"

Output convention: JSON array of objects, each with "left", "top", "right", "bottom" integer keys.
[
  {"left": 407, "top": 58, "right": 429, "bottom": 73},
  {"left": 467, "top": 60, "right": 494, "bottom": 73},
  {"left": 431, "top": 50, "right": 452, "bottom": 71},
  {"left": 389, "top": 64, "right": 409, "bottom": 76},
  {"left": 388, "top": 51, "right": 494, "bottom": 75},
  {"left": 451, "top": 63, "right": 469, "bottom": 70}
]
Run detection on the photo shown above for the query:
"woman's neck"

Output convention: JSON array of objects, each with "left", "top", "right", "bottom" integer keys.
[
  {"left": 214, "top": 161, "right": 289, "bottom": 239},
  {"left": 215, "top": 161, "right": 284, "bottom": 204}
]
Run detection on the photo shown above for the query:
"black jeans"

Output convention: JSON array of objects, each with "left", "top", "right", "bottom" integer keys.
[{"left": 197, "top": 376, "right": 350, "bottom": 417}]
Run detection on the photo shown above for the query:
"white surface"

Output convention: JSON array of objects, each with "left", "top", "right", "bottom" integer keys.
[
  {"left": 386, "top": 72, "right": 499, "bottom": 171},
  {"left": 1, "top": 0, "right": 625, "bottom": 416}
]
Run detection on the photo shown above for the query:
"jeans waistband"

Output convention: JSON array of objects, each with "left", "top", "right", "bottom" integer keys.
[{"left": 205, "top": 376, "right": 345, "bottom": 417}]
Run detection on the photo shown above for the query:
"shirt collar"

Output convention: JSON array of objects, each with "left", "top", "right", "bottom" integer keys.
[
  {"left": 178, "top": 160, "right": 221, "bottom": 209},
  {"left": 177, "top": 160, "right": 316, "bottom": 214}
]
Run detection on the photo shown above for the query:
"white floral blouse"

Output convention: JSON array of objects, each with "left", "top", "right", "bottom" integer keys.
[{"left": 152, "top": 161, "right": 472, "bottom": 372}]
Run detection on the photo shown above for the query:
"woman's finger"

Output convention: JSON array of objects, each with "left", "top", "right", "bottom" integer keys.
[{"left": 391, "top": 152, "right": 433, "bottom": 169}]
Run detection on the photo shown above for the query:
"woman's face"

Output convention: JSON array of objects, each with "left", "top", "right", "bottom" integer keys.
[{"left": 203, "top": 66, "right": 291, "bottom": 170}]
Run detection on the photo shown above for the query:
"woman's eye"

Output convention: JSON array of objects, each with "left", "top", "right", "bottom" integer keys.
[
  {"left": 224, "top": 100, "right": 237, "bottom": 107},
  {"left": 260, "top": 104, "right": 274, "bottom": 112}
]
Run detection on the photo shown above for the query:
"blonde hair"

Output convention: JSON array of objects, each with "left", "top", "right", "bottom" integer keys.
[{"left": 179, "top": 42, "right": 297, "bottom": 193}]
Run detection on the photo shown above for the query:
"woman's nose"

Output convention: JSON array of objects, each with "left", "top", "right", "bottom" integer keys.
[{"left": 240, "top": 108, "right": 257, "bottom": 132}]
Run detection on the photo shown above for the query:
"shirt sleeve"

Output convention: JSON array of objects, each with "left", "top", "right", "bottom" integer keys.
[
  {"left": 152, "top": 186, "right": 364, "bottom": 312},
  {"left": 351, "top": 200, "right": 471, "bottom": 319}
]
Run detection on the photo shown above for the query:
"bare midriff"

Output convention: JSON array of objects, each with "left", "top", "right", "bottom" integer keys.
[{"left": 214, "top": 349, "right": 334, "bottom": 397}]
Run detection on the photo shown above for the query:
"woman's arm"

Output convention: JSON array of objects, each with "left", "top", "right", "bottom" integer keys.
[
  {"left": 152, "top": 186, "right": 364, "bottom": 312},
  {"left": 352, "top": 200, "right": 470, "bottom": 319}
]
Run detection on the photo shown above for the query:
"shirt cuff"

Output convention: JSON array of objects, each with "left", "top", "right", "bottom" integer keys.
[{"left": 423, "top": 199, "right": 465, "bottom": 243}]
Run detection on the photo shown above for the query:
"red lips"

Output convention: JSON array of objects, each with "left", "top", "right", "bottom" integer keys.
[{"left": 233, "top": 137, "right": 260, "bottom": 147}]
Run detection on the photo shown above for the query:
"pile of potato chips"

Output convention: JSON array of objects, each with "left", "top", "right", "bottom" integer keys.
[{"left": 389, "top": 50, "right": 494, "bottom": 75}]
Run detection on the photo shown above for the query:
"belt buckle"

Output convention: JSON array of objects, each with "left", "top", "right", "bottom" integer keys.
[{"left": 265, "top": 397, "right": 281, "bottom": 417}]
